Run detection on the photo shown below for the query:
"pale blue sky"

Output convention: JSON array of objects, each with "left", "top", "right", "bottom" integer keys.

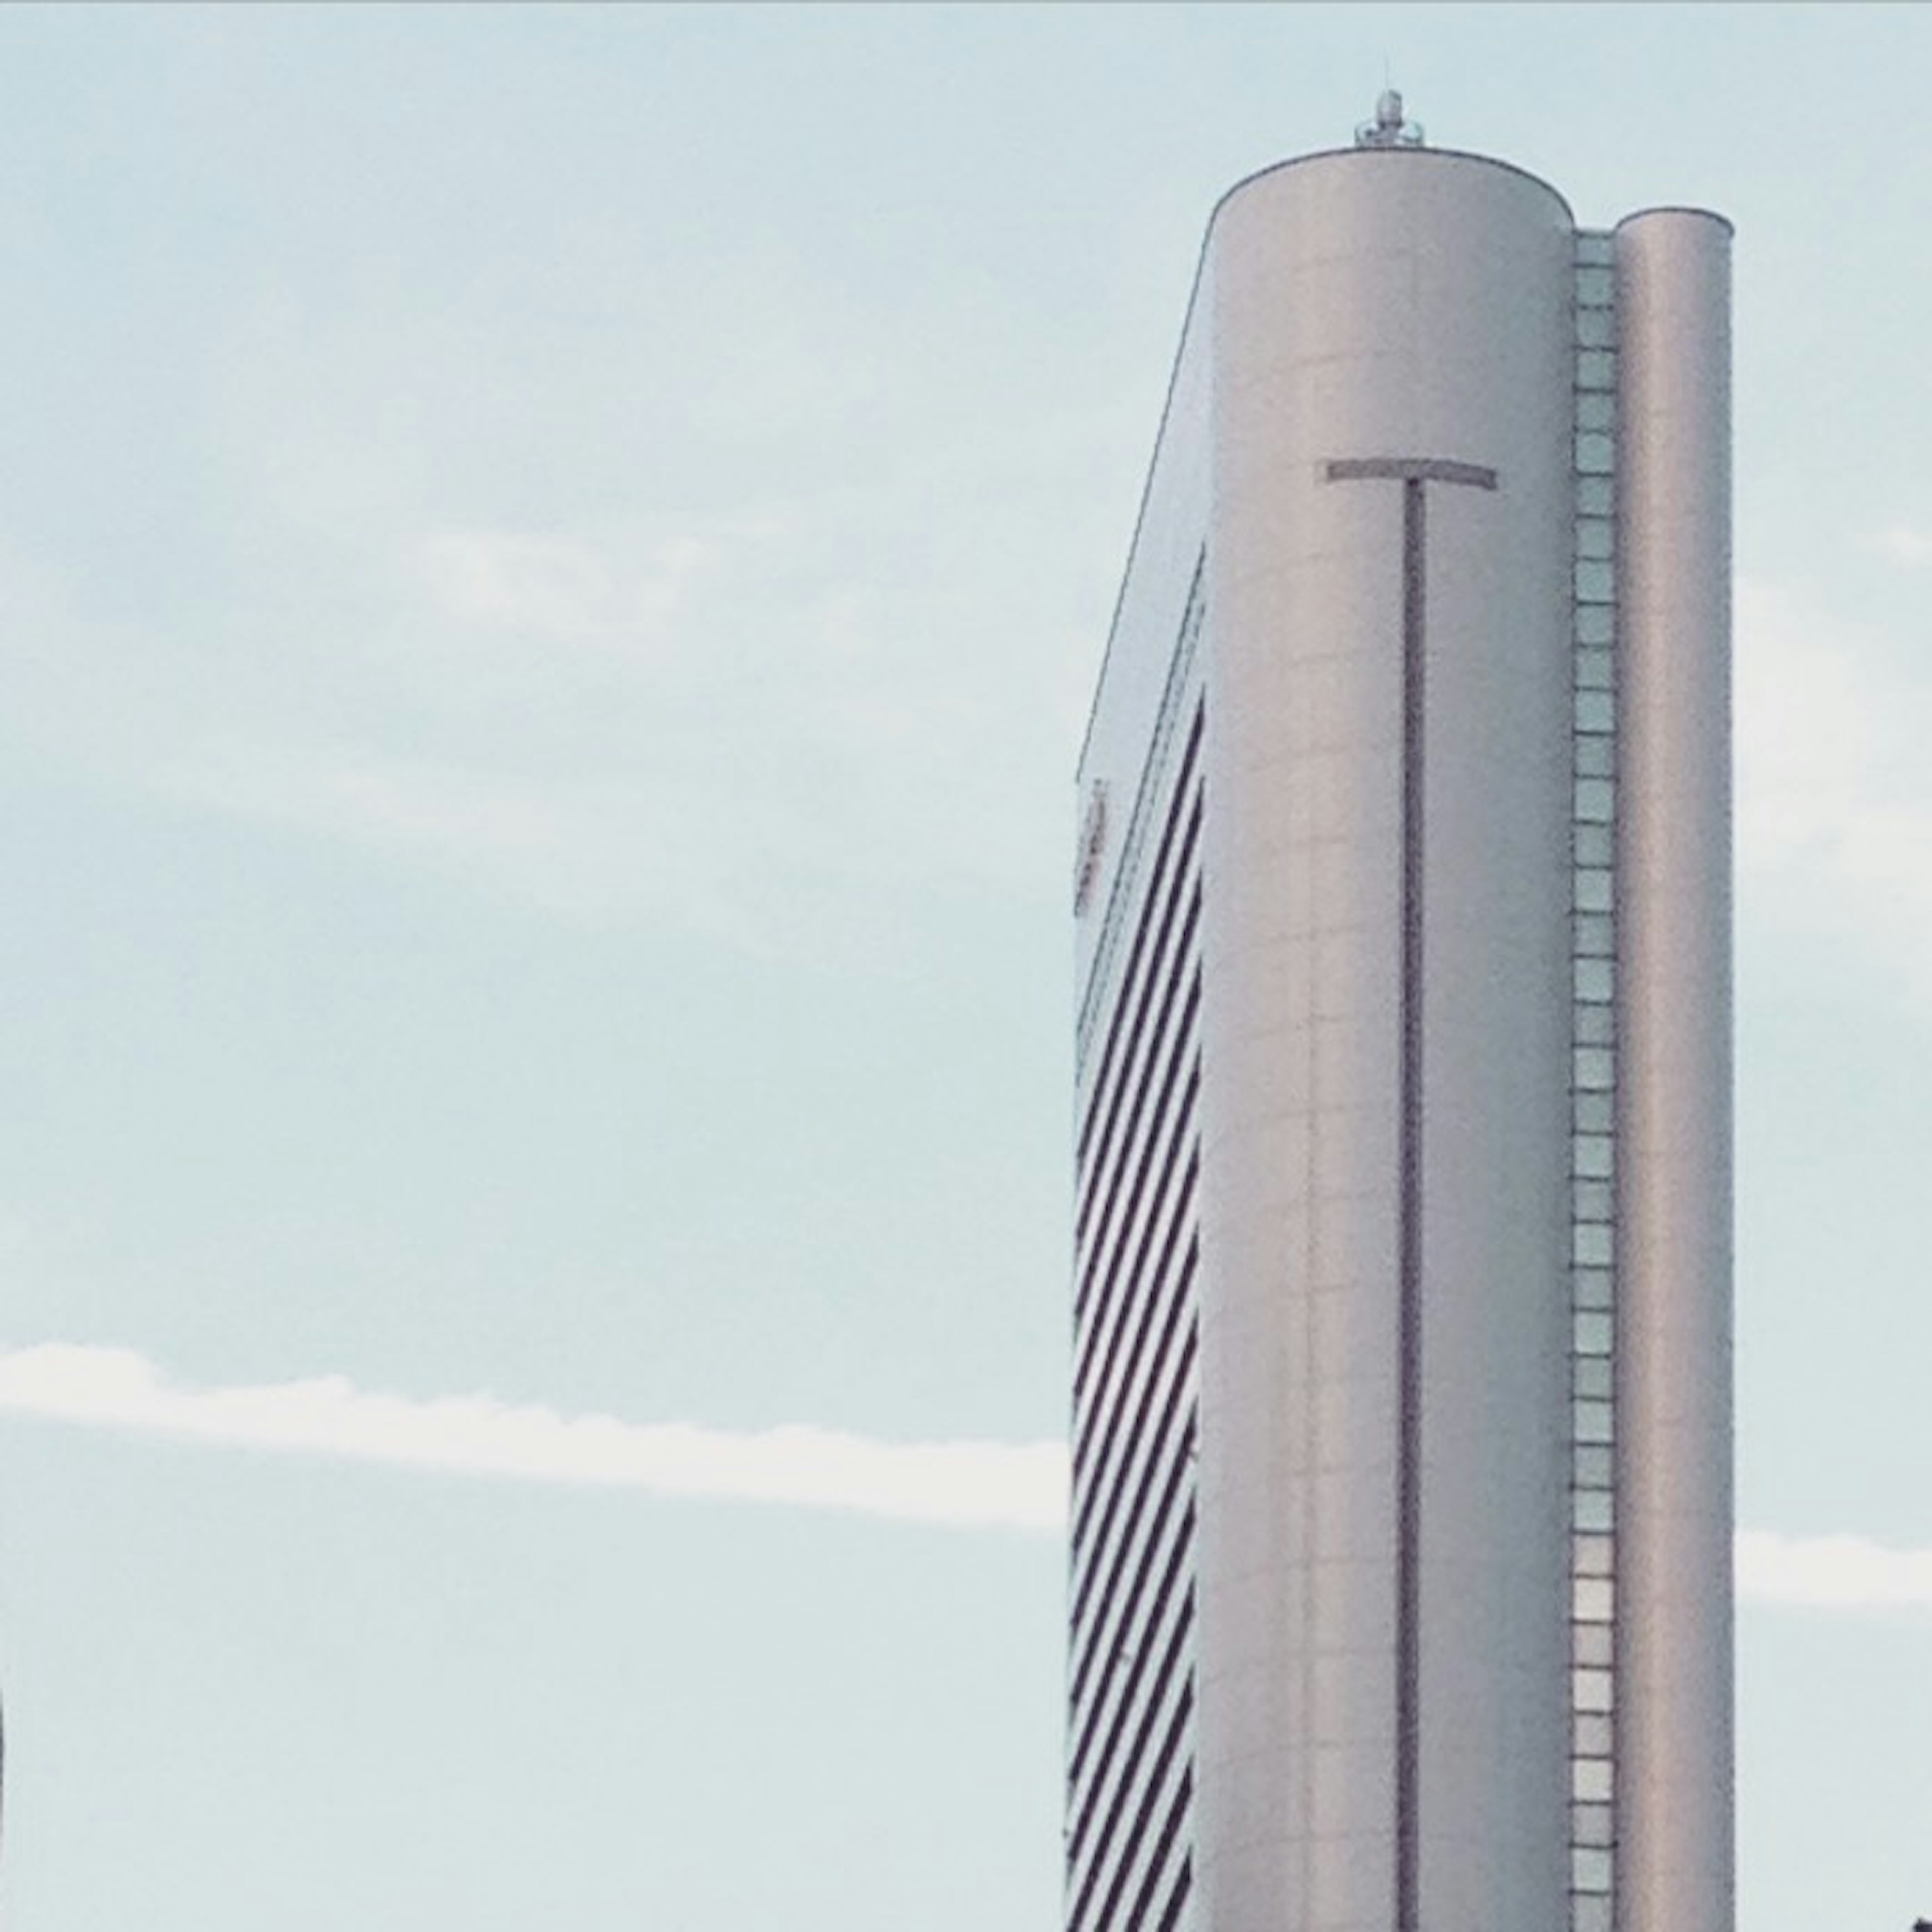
[{"left": 0, "top": 6, "right": 1927, "bottom": 1928}]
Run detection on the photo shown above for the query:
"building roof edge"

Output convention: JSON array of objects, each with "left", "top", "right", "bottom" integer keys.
[
  {"left": 1614, "top": 205, "right": 1736, "bottom": 237},
  {"left": 1072, "top": 231, "right": 1212, "bottom": 780},
  {"left": 1206, "top": 143, "right": 1577, "bottom": 233},
  {"left": 1077, "top": 140, "right": 1593, "bottom": 780}
]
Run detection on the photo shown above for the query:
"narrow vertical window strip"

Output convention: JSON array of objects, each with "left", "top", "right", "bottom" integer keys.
[{"left": 1568, "top": 235, "right": 1619, "bottom": 1932}]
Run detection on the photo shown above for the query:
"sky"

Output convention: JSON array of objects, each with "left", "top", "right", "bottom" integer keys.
[{"left": 0, "top": 4, "right": 1927, "bottom": 1927}]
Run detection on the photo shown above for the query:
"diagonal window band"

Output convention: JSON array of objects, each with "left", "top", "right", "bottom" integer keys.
[{"left": 1322, "top": 452, "right": 1499, "bottom": 1932}]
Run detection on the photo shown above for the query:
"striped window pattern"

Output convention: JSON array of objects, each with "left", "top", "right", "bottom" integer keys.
[{"left": 1067, "top": 572, "right": 1206, "bottom": 1932}]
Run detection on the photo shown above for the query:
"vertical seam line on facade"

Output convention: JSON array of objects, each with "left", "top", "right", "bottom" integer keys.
[
  {"left": 1396, "top": 476, "right": 1425, "bottom": 1932},
  {"left": 1323, "top": 452, "right": 1496, "bottom": 1932}
]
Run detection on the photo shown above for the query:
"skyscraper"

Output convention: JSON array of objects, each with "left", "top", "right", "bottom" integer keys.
[{"left": 1068, "top": 98, "right": 1731, "bottom": 1932}]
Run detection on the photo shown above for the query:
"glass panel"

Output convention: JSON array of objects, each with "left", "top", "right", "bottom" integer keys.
[
  {"left": 1574, "top": 1178, "right": 1614, "bottom": 1221},
  {"left": 1569, "top": 1035, "right": 1615, "bottom": 1082},
  {"left": 1576, "top": 306, "right": 1617, "bottom": 350},
  {"left": 1576, "top": 432, "right": 1615, "bottom": 475},
  {"left": 1574, "top": 1309, "right": 1614, "bottom": 1354},
  {"left": 1573, "top": 1267, "right": 1614, "bottom": 1313},
  {"left": 1573, "top": 1444, "right": 1613, "bottom": 1489},
  {"left": 1574, "top": 1227, "right": 1613, "bottom": 1271},
  {"left": 1575, "top": 867, "right": 1614, "bottom": 913},
  {"left": 1573, "top": 1133, "right": 1614, "bottom": 1179},
  {"left": 1574, "top": 1049, "right": 1616, "bottom": 1093},
  {"left": 1575, "top": 736, "right": 1616, "bottom": 779},
  {"left": 1573, "top": 1847, "right": 1614, "bottom": 1893},
  {"left": 1573, "top": 1756, "right": 1613, "bottom": 1801},
  {"left": 1577, "top": 474, "right": 1615, "bottom": 515},
  {"left": 1575, "top": 778, "right": 1615, "bottom": 823},
  {"left": 1573, "top": 1093, "right": 1614, "bottom": 1134},
  {"left": 1575, "top": 267, "right": 1615, "bottom": 308},
  {"left": 1569, "top": 556, "right": 1615, "bottom": 599},
  {"left": 1575, "top": 512, "right": 1615, "bottom": 557},
  {"left": 1574, "top": 1356, "right": 1612, "bottom": 1400},
  {"left": 1574, "top": 1713, "right": 1613, "bottom": 1756},
  {"left": 1574, "top": 912, "right": 1614, "bottom": 957},
  {"left": 1571, "top": 1668, "right": 1615, "bottom": 1714},
  {"left": 1577, "top": 647, "right": 1614, "bottom": 688},
  {"left": 1576, "top": 689, "right": 1615, "bottom": 734},
  {"left": 1573, "top": 1488, "right": 1614, "bottom": 1532},
  {"left": 1573, "top": 1621, "right": 1612, "bottom": 1665},
  {"left": 1574, "top": 1004, "right": 1615, "bottom": 1046},
  {"left": 1576, "top": 602, "right": 1616, "bottom": 647},
  {"left": 1573, "top": 1533, "right": 1615, "bottom": 1576},
  {"left": 1573, "top": 1801, "right": 1615, "bottom": 1847},
  {"left": 1574, "top": 1891, "right": 1613, "bottom": 1932},
  {"left": 1576, "top": 350, "right": 1617, "bottom": 391},
  {"left": 1575, "top": 1579, "right": 1616, "bottom": 1626},
  {"left": 1572, "top": 848, "right": 1614, "bottom": 897},
  {"left": 1575, "top": 392, "right": 1616, "bottom": 434},
  {"left": 1574, "top": 1398, "right": 1615, "bottom": 1444},
  {"left": 1575, "top": 232, "right": 1616, "bottom": 267}
]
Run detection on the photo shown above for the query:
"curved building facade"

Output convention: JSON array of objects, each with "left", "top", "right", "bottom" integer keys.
[{"left": 1069, "top": 105, "right": 1731, "bottom": 1932}]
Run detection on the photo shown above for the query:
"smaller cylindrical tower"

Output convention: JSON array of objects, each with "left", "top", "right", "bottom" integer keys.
[{"left": 1613, "top": 205, "right": 1735, "bottom": 1932}]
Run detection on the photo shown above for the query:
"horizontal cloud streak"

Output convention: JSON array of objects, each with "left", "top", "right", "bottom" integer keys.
[
  {"left": 3, "top": 1347, "right": 1927, "bottom": 1608},
  {"left": 1859, "top": 525, "right": 1932, "bottom": 568},
  {"left": 0, "top": 1343, "right": 1066, "bottom": 1533},
  {"left": 1734, "top": 1528, "right": 1932, "bottom": 1612}
]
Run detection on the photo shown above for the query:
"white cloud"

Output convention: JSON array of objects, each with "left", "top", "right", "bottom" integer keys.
[
  {"left": 1736, "top": 574, "right": 1932, "bottom": 1000},
  {"left": 4, "top": 1345, "right": 1929, "bottom": 1611},
  {"left": 0, "top": 1343, "right": 1067, "bottom": 1534},
  {"left": 1735, "top": 1528, "right": 1932, "bottom": 1612},
  {"left": 417, "top": 527, "right": 720, "bottom": 651},
  {"left": 0, "top": 490, "right": 1077, "bottom": 958},
  {"left": 1858, "top": 526, "right": 1932, "bottom": 569}
]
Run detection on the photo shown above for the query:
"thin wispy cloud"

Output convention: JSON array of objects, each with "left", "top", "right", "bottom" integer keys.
[
  {"left": 0, "top": 494, "right": 1073, "bottom": 960},
  {"left": 2, "top": 1345, "right": 1926, "bottom": 1614},
  {"left": 1736, "top": 1528, "right": 1932, "bottom": 1612},
  {"left": 418, "top": 527, "right": 717, "bottom": 650},
  {"left": 1858, "top": 525, "right": 1932, "bottom": 569},
  {"left": 0, "top": 1343, "right": 1066, "bottom": 1534},
  {"left": 1736, "top": 573, "right": 1932, "bottom": 1003}
]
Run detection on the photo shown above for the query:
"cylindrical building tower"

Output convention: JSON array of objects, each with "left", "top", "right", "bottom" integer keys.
[
  {"left": 1067, "top": 104, "right": 1731, "bottom": 1932},
  {"left": 1616, "top": 207, "right": 1735, "bottom": 1932},
  {"left": 1196, "top": 140, "right": 1575, "bottom": 1932}
]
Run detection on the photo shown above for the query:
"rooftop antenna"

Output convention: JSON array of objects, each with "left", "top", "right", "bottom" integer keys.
[{"left": 1356, "top": 84, "right": 1424, "bottom": 149}]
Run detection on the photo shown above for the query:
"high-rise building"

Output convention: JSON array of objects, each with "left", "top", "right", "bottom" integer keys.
[{"left": 1068, "top": 98, "right": 1731, "bottom": 1932}]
